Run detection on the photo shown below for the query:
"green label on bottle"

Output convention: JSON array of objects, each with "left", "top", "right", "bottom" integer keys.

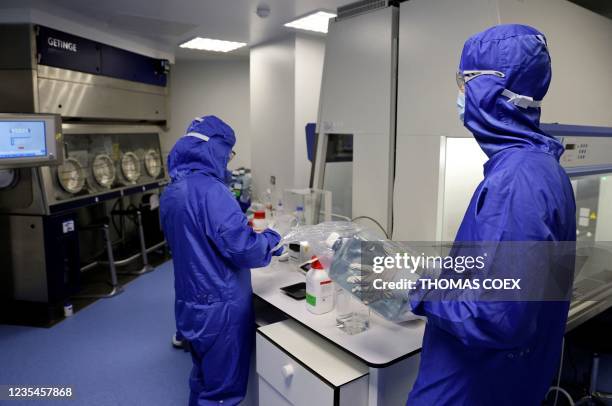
[{"left": 306, "top": 293, "right": 316, "bottom": 306}]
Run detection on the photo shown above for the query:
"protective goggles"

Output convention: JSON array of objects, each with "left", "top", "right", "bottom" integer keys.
[
  {"left": 456, "top": 70, "right": 505, "bottom": 91},
  {"left": 455, "top": 70, "right": 542, "bottom": 109},
  {"left": 184, "top": 131, "right": 237, "bottom": 161}
]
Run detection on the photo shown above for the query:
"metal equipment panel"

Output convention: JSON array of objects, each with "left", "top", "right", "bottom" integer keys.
[
  {"left": 318, "top": 7, "right": 396, "bottom": 135},
  {"left": 0, "top": 70, "right": 38, "bottom": 113},
  {"left": 0, "top": 24, "right": 36, "bottom": 69},
  {"left": 0, "top": 124, "right": 166, "bottom": 215},
  {"left": 1, "top": 215, "right": 48, "bottom": 302},
  {"left": 37, "top": 66, "right": 167, "bottom": 121},
  {"left": 315, "top": 5, "right": 398, "bottom": 235},
  {"left": 36, "top": 25, "right": 168, "bottom": 87}
]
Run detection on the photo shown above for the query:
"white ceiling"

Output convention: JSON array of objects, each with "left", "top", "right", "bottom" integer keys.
[{"left": 0, "top": 0, "right": 354, "bottom": 60}]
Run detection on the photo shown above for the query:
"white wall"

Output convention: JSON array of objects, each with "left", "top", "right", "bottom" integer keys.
[
  {"left": 250, "top": 35, "right": 326, "bottom": 200},
  {"left": 163, "top": 58, "right": 251, "bottom": 170},
  {"left": 165, "top": 35, "right": 325, "bottom": 197},
  {"left": 294, "top": 34, "right": 326, "bottom": 188},
  {"left": 498, "top": 0, "right": 612, "bottom": 127},
  {"left": 250, "top": 37, "right": 296, "bottom": 200}
]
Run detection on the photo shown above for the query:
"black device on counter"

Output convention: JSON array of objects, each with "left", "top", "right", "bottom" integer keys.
[
  {"left": 299, "top": 261, "right": 312, "bottom": 272},
  {"left": 280, "top": 282, "right": 306, "bottom": 300}
]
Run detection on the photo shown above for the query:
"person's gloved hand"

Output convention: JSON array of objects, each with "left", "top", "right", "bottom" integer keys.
[{"left": 262, "top": 228, "right": 283, "bottom": 256}]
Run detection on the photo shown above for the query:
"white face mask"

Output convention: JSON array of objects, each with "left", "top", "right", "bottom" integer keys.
[{"left": 456, "top": 91, "right": 466, "bottom": 123}]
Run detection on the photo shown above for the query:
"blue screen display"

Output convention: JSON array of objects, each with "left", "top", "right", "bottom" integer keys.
[{"left": 0, "top": 121, "right": 47, "bottom": 159}]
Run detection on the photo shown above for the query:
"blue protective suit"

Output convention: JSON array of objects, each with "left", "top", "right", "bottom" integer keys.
[
  {"left": 160, "top": 116, "right": 281, "bottom": 406},
  {"left": 408, "top": 25, "right": 576, "bottom": 405}
]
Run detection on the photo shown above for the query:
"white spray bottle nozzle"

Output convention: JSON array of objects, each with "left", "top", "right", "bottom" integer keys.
[{"left": 325, "top": 232, "right": 341, "bottom": 249}]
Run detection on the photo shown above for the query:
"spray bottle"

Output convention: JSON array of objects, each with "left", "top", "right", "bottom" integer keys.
[{"left": 305, "top": 257, "right": 335, "bottom": 314}]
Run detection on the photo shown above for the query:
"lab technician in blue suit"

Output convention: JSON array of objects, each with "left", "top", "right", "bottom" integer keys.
[
  {"left": 408, "top": 25, "right": 576, "bottom": 405},
  {"left": 160, "top": 115, "right": 282, "bottom": 405}
]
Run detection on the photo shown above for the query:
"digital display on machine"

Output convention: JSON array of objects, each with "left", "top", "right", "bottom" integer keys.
[{"left": 0, "top": 121, "right": 47, "bottom": 159}]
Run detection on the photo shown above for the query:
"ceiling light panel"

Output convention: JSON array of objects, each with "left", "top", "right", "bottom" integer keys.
[
  {"left": 179, "top": 37, "right": 246, "bottom": 53},
  {"left": 285, "top": 11, "right": 337, "bottom": 34}
]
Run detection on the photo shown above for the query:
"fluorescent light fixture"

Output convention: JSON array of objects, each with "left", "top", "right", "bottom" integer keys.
[
  {"left": 179, "top": 37, "right": 246, "bottom": 53},
  {"left": 285, "top": 10, "right": 337, "bottom": 34}
]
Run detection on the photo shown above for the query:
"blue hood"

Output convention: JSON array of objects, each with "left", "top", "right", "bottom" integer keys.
[
  {"left": 460, "top": 24, "right": 564, "bottom": 159},
  {"left": 167, "top": 115, "right": 236, "bottom": 182}
]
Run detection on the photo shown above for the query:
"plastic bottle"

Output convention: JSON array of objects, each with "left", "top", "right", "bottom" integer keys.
[
  {"left": 241, "top": 171, "right": 252, "bottom": 201},
  {"left": 295, "top": 206, "right": 305, "bottom": 226},
  {"left": 305, "top": 257, "right": 334, "bottom": 314},
  {"left": 265, "top": 176, "right": 278, "bottom": 218},
  {"left": 252, "top": 210, "right": 267, "bottom": 233},
  {"left": 63, "top": 302, "right": 74, "bottom": 317},
  {"left": 276, "top": 199, "right": 284, "bottom": 216},
  {"left": 233, "top": 182, "right": 242, "bottom": 199},
  {"left": 242, "top": 170, "right": 252, "bottom": 196},
  {"left": 264, "top": 188, "right": 273, "bottom": 218}
]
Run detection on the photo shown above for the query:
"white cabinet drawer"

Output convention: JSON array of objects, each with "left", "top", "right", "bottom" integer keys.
[
  {"left": 256, "top": 319, "right": 369, "bottom": 406},
  {"left": 258, "top": 377, "right": 292, "bottom": 406},
  {"left": 256, "top": 332, "right": 335, "bottom": 405}
]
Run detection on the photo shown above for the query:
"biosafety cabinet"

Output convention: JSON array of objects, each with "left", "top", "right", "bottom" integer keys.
[
  {"left": 312, "top": 1, "right": 398, "bottom": 235},
  {"left": 311, "top": 0, "right": 612, "bottom": 375},
  {"left": 390, "top": 0, "right": 612, "bottom": 331},
  {"left": 0, "top": 24, "right": 169, "bottom": 320},
  {"left": 393, "top": 0, "right": 612, "bottom": 242},
  {"left": 313, "top": 0, "right": 612, "bottom": 242}
]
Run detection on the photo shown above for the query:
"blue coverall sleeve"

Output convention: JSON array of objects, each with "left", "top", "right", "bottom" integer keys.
[
  {"left": 410, "top": 171, "right": 548, "bottom": 349},
  {"left": 204, "top": 184, "right": 281, "bottom": 269},
  {"left": 411, "top": 299, "right": 539, "bottom": 349}
]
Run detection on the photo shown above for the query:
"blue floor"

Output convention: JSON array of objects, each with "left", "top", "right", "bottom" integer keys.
[{"left": 0, "top": 261, "right": 192, "bottom": 406}]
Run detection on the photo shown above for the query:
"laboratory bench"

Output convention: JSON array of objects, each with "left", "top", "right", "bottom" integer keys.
[
  {"left": 251, "top": 255, "right": 612, "bottom": 406},
  {"left": 251, "top": 258, "right": 425, "bottom": 406}
]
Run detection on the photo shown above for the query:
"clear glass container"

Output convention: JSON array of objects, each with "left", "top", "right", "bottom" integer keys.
[
  {"left": 283, "top": 188, "right": 332, "bottom": 225},
  {"left": 329, "top": 233, "right": 416, "bottom": 323},
  {"left": 335, "top": 287, "right": 370, "bottom": 335}
]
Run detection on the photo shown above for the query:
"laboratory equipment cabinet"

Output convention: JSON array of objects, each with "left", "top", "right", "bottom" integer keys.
[{"left": 0, "top": 23, "right": 169, "bottom": 322}]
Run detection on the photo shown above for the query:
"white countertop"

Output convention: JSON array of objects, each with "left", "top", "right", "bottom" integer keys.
[{"left": 252, "top": 258, "right": 425, "bottom": 367}]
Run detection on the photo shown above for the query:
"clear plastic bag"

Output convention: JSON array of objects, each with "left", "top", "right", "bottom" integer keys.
[
  {"left": 279, "top": 221, "right": 370, "bottom": 267},
  {"left": 279, "top": 221, "right": 419, "bottom": 323},
  {"left": 268, "top": 213, "right": 299, "bottom": 239},
  {"left": 328, "top": 237, "right": 420, "bottom": 322}
]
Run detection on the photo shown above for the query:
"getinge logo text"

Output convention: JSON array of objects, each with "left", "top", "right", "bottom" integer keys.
[{"left": 47, "top": 37, "right": 78, "bottom": 52}]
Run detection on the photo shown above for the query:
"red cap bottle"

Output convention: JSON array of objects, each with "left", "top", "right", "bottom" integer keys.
[{"left": 311, "top": 256, "right": 324, "bottom": 270}]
